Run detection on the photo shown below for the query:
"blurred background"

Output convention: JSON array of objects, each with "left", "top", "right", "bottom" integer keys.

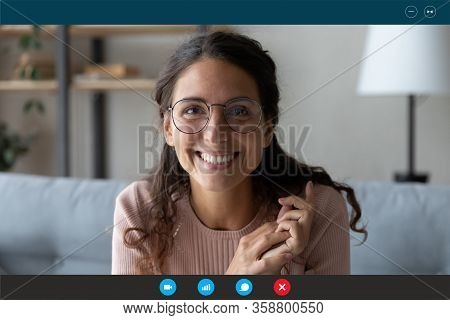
[
  {"left": 1, "top": 25, "right": 449, "bottom": 183},
  {"left": 1, "top": 25, "right": 449, "bottom": 275}
]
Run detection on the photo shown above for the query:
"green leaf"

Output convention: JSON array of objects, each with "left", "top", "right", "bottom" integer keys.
[
  {"left": 36, "top": 101, "right": 45, "bottom": 114},
  {"left": 19, "top": 35, "right": 32, "bottom": 50},
  {"left": 31, "top": 67, "right": 41, "bottom": 80},
  {"left": 3, "top": 149, "right": 15, "bottom": 166},
  {"left": 23, "top": 100, "right": 34, "bottom": 113},
  {"left": 22, "top": 99, "right": 46, "bottom": 115}
]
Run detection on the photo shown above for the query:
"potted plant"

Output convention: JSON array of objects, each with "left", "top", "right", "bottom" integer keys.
[
  {"left": 0, "top": 101, "right": 44, "bottom": 172},
  {"left": 0, "top": 25, "right": 46, "bottom": 172}
]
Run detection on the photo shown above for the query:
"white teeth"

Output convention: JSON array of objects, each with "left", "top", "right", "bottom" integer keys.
[{"left": 200, "top": 153, "right": 235, "bottom": 165}]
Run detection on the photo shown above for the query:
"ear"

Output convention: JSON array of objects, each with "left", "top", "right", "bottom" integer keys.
[
  {"left": 163, "top": 113, "right": 175, "bottom": 146},
  {"left": 262, "top": 121, "right": 274, "bottom": 148}
]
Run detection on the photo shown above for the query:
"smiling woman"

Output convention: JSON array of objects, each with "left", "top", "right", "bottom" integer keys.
[{"left": 111, "top": 31, "right": 367, "bottom": 275}]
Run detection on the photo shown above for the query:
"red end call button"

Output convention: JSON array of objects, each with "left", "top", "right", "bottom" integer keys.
[{"left": 273, "top": 278, "right": 291, "bottom": 296}]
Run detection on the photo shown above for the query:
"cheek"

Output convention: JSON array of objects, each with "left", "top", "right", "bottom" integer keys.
[
  {"left": 240, "top": 132, "right": 266, "bottom": 168},
  {"left": 173, "top": 132, "right": 196, "bottom": 164}
]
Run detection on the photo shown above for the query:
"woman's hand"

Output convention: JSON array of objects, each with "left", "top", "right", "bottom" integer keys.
[
  {"left": 260, "top": 181, "right": 315, "bottom": 259},
  {"left": 225, "top": 222, "right": 294, "bottom": 274}
]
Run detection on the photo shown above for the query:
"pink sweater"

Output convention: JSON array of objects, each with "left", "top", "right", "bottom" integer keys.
[{"left": 112, "top": 180, "right": 350, "bottom": 275}]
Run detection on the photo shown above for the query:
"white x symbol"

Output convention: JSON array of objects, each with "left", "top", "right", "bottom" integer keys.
[{"left": 278, "top": 284, "right": 286, "bottom": 291}]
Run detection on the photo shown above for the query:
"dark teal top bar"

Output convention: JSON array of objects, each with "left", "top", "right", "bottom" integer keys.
[{"left": 1, "top": 1, "right": 449, "bottom": 24}]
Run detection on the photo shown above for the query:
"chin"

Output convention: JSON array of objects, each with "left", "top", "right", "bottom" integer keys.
[{"left": 191, "top": 174, "right": 239, "bottom": 192}]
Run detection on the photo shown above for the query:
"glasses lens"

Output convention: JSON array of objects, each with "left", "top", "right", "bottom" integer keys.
[
  {"left": 224, "top": 99, "right": 262, "bottom": 133},
  {"left": 172, "top": 100, "right": 209, "bottom": 133}
]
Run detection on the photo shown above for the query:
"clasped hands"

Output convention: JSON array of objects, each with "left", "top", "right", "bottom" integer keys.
[{"left": 226, "top": 181, "right": 315, "bottom": 275}]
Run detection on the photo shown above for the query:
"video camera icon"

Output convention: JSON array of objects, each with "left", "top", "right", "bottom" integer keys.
[{"left": 159, "top": 279, "right": 177, "bottom": 296}]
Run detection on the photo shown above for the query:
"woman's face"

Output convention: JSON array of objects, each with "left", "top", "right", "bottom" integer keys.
[{"left": 163, "top": 58, "right": 273, "bottom": 192}]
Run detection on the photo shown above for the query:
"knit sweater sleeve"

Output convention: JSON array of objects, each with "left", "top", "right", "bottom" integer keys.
[
  {"left": 111, "top": 181, "right": 147, "bottom": 275},
  {"left": 302, "top": 185, "right": 351, "bottom": 275}
]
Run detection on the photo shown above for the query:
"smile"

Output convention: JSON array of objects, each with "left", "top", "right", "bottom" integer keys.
[
  {"left": 196, "top": 151, "right": 239, "bottom": 166},
  {"left": 200, "top": 152, "right": 237, "bottom": 164}
]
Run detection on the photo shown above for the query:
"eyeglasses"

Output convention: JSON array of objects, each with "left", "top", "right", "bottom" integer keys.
[{"left": 167, "top": 97, "right": 263, "bottom": 134}]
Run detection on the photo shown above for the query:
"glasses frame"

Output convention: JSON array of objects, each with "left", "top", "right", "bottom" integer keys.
[{"left": 167, "top": 97, "right": 264, "bottom": 134}]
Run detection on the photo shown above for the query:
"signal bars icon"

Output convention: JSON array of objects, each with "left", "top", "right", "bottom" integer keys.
[
  {"left": 197, "top": 278, "right": 215, "bottom": 296},
  {"left": 201, "top": 283, "right": 211, "bottom": 292}
]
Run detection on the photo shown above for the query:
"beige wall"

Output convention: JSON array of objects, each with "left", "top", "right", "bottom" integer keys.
[{"left": 1, "top": 26, "right": 449, "bottom": 184}]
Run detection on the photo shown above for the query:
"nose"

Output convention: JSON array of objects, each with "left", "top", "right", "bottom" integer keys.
[{"left": 203, "top": 105, "right": 230, "bottom": 143}]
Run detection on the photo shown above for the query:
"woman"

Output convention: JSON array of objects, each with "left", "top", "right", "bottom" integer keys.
[{"left": 112, "top": 31, "right": 366, "bottom": 275}]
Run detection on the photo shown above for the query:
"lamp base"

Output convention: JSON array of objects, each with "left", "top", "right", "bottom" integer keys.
[{"left": 394, "top": 172, "right": 429, "bottom": 183}]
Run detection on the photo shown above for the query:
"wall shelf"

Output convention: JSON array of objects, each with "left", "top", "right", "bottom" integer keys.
[
  {"left": 0, "top": 25, "right": 227, "bottom": 37},
  {"left": 72, "top": 78, "right": 156, "bottom": 91},
  {"left": 0, "top": 25, "right": 212, "bottom": 177},
  {"left": 0, "top": 80, "right": 57, "bottom": 91},
  {"left": 0, "top": 79, "right": 156, "bottom": 92}
]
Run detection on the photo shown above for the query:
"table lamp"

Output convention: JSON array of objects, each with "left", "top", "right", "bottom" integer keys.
[{"left": 358, "top": 25, "right": 450, "bottom": 183}]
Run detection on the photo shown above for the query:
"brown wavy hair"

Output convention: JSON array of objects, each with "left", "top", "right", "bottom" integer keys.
[{"left": 124, "top": 31, "right": 367, "bottom": 274}]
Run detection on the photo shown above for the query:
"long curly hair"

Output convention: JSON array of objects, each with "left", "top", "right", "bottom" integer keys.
[{"left": 124, "top": 31, "right": 367, "bottom": 274}]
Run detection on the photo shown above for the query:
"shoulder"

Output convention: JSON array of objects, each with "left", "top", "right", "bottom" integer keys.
[
  {"left": 116, "top": 179, "right": 153, "bottom": 209},
  {"left": 312, "top": 183, "right": 347, "bottom": 221},
  {"left": 303, "top": 183, "right": 349, "bottom": 252},
  {"left": 114, "top": 178, "right": 153, "bottom": 227}
]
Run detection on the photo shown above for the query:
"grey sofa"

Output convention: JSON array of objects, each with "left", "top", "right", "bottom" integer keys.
[
  {"left": 0, "top": 173, "right": 127, "bottom": 275},
  {"left": 0, "top": 173, "right": 449, "bottom": 275}
]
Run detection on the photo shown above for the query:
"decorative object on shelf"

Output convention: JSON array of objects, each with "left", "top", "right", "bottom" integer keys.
[
  {"left": 0, "top": 24, "right": 215, "bottom": 177},
  {"left": 12, "top": 54, "right": 54, "bottom": 80},
  {"left": 0, "top": 101, "right": 44, "bottom": 172},
  {"left": 82, "top": 63, "right": 139, "bottom": 79},
  {"left": 0, "top": 26, "right": 47, "bottom": 171},
  {"left": 0, "top": 123, "right": 30, "bottom": 171},
  {"left": 358, "top": 25, "right": 450, "bottom": 183},
  {"left": 12, "top": 26, "right": 54, "bottom": 80}
]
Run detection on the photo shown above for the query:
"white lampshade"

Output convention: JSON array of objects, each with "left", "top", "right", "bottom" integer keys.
[{"left": 358, "top": 25, "right": 450, "bottom": 96}]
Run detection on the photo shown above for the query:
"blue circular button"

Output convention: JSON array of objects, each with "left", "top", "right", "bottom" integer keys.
[
  {"left": 197, "top": 278, "right": 215, "bottom": 296},
  {"left": 235, "top": 278, "right": 253, "bottom": 296},
  {"left": 159, "top": 278, "right": 177, "bottom": 296}
]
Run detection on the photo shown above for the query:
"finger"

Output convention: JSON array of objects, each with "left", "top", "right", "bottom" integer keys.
[
  {"left": 247, "top": 221, "right": 278, "bottom": 239},
  {"left": 252, "top": 230, "right": 291, "bottom": 255},
  {"left": 276, "top": 220, "right": 302, "bottom": 239},
  {"left": 278, "top": 197, "right": 305, "bottom": 210},
  {"left": 276, "top": 204, "right": 293, "bottom": 221},
  {"left": 276, "top": 221, "right": 309, "bottom": 255},
  {"left": 281, "top": 209, "right": 313, "bottom": 232},
  {"left": 278, "top": 182, "right": 315, "bottom": 212},
  {"left": 260, "top": 242, "right": 290, "bottom": 259},
  {"left": 254, "top": 252, "right": 293, "bottom": 274},
  {"left": 305, "top": 180, "right": 315, "bottom": 205},
  {"left": 285, "top": 236, "right": 308, "bottom": 255},
  {"left": 277, "top": 209, "right": 305, "bottom": 223}
]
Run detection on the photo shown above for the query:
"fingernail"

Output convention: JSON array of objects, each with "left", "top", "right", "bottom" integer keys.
[
  {"left": 278, "top": 198, "right": 285, "bottom": 204},
  {"left": 306, "top": 181, "right": 313, "bottom": 193}
]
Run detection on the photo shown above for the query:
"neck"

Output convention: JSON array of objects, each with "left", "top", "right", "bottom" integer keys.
[{"left": 189, "top": 177, "right": 257, "bottom": 230}]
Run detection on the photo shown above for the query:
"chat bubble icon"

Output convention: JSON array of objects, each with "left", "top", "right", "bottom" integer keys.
[{"left": 239, "top": 283, "right": 250, "bottom": 292}]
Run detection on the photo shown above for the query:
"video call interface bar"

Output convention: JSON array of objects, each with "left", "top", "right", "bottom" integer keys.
[
  {"left": 1, "top": 276, "right": 449, "bottom": 300},
  {"left": 0, "top": 1, "right": 449, "bottom": 24}
]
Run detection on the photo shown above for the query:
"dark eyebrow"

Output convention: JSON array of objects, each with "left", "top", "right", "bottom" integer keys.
[
  {"left": 178, "top": 96, "right": 206, "bottom": 102},
  {"left": 178, "top": 96, "right": 254, "bottom": 104}
]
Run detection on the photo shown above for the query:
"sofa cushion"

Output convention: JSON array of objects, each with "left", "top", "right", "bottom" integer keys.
[
  {"left": 1, "top": 173, "right": 449, "bottom": 275},
  {"left": 0, "top": 173, "right": 128, "bottom": 275},
  {"left": 350, "top": 181, "right": 450, "bottom": 275}
]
